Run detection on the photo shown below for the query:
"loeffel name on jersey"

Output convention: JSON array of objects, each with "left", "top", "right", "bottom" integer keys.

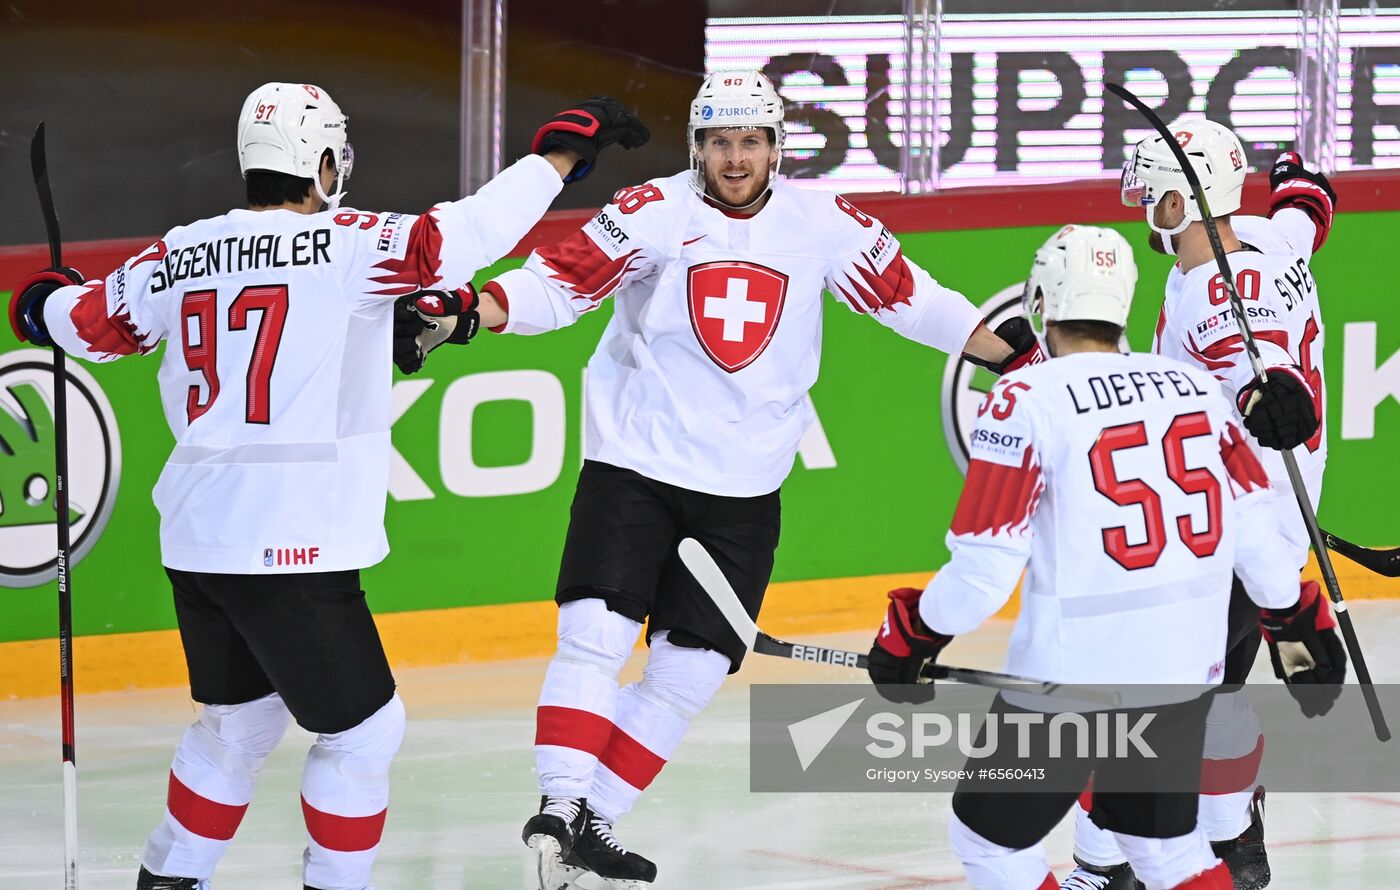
[
  {"left": 585, "top": 208, "right": 631, "bottom": 254},
  {"left": 150, "top": 229, "right": 332, "bottom": 294},
  {"left": 1195, "top": 305, "right": 1279, "bottom": 338},
  {"left": 1066, "top": 369, "right": 1209, "bottom": 415}
]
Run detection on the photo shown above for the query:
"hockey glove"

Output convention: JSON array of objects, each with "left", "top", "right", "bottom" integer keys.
[
  {"left": 532, "top": 97, "right": 650, "bottom": 183},
  {"left": 868, "top": 587, "right": 953, "bottom": 704},
  {"left": 1269, "top": 152, "right": 1336, "bottom": 252},
  {"left": 9, "top": 267, "right": 84, "bottom": 346},
  {"left": 1237, "top": 368, "right": 1318, "bottom": 450},
  {"left": 1260, "top": 581, "right": 1347, "bottom": 717},
  {"left": 965, "top": 317, "right": 1046, "bottom": 376},
  {"left": 392, "top": 286, "right": 480, "bottom": 375}
]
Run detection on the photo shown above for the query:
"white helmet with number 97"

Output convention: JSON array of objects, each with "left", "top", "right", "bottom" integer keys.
[
  {"left": 1121, "top": 118, "right": 1246, "bottom": 244},
  {"left": 688, "top": 71, "right": 785, "bottom": 196},
  {"left": 1023, "top": 224, "right": 1138, "bottom": 333},
  {"left": 238, "top": 82, "right": 354, "bottom": 207}
]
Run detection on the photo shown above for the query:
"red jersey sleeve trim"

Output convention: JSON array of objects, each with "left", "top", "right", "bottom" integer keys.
[
  {"left": 369, "top": 212, "right": 446, "bottom": 296},
  {"left": 1219, "top": 422, "right": 1270, "bottom": 495},
  {"left": 950, "top": 448, "right": 1043, "bottom": 538}
]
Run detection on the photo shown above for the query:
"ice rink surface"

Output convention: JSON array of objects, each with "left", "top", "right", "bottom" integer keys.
[{"left": 4, "top": 603, "right": 1400, "bottom": 889}]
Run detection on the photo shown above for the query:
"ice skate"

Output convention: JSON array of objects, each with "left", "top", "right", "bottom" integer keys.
[
  {"left": 1059, "top": 856, "right": 1145, "bottom": 890},
  {"left": 554, "top": 806, "right": 656, "bottom": 889},
  {"left": 136, "top": 866, "right": 208, "bottom": 890},
  {"left": 1211, "top": 787, "right": 1270, "bottom": 890},
  {"left": 523, "top": 795, "right": 588, "bottom": 890}
]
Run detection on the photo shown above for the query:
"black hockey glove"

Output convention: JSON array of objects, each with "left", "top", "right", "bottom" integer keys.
[
  {"left": 8, "top": 267, "right": 85, "bottom": 346},
  {"left": 965, "top": 317, "right": 1046, "bottom": 376},
  {"left": 1236, "top": 368, "right": 1318, "bottom": 450},
  {"left": 532, "top": 97, "right": 650, "bottom": 183},
  {"left": 1269, "top": 151, "right": 1336, "bottom": 251},
  {"left": 1260, "top": 581, "right": 1346, "bottom": 717},
  {"left": 392, "top": 286, "right": 480, "bottom": 375},
  {"left": 868, "top": 587, "right": 953, "bottom": 704}
]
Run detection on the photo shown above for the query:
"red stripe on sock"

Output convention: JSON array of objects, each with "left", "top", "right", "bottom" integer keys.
[
  {"left": 598, "top": 726, "right": 667, "bottom": 790},
  {"left": 1078, "top": 775, "right": 1095, "bottom": 812},
  {"left": 166, "top": 771, "right": 248, "bottom": 841},
  {"left": 1170, "top": 861, "right": 1232, "bottom": 889},
  {"left": 1201, "top": 736, "right": 1264, "bottom": 795},
  {"left": 1037, "top": 872, "right": 1058, "bottom": 890},
  {"left": 301, "top": 796, "right": 387, "bottom": 852},
  {"left": 535, "top": 705, "right": 616, "bottom": 756}
]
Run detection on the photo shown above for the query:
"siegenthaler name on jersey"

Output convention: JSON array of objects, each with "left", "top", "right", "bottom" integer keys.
[{"left": 150, "top": 229, "right": 332, "bottom": 294}]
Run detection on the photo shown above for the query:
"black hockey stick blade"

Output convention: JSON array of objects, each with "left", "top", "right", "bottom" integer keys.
[
  {"left": 1107, "top": 83, "right": 1390, "bottom": 743},
  {"left": 31, "top": 122, "right": 63, "bottom": 268},
  {"left": 1323, "top": 529, "right": 1400, "bottom": 578}
]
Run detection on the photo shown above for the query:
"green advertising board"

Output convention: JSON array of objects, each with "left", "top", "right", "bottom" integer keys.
[{"left": 1, "top": 214, "right": 1396, "bottom": 644}]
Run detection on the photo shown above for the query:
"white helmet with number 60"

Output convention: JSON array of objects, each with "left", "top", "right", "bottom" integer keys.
[
  {"left": 1023, "top": 224, "right": 1138, "bottom": 332},
  {"left": 687, "top": 71, "right": 785, "bottom": 193},
  {"left": 237, "top": 82, "right": 354, "bottom": 207},
  {"left": 1121, "top": 118, "right": 1246, "bottom": 243}
]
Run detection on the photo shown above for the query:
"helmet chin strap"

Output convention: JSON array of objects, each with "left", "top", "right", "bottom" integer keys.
[
  {"left": 314, "top": 168, "right": 349, "bottom": 210},
  {"left": 1146, "top": 203, "right": 1190, "bottom": 257}
]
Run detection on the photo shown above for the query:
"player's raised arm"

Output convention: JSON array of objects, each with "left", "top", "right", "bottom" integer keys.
[
  {"left": 1266, "top": 151, "right": 1336, "bottom": 257},
  {"left": 822, "top": 199, "right": 1039, "bottom": 371},
  {"left": 10, "top": 245, "right": 169, "bottom": 363},
  {"left": 473, "top": 182, "right": 667, "bottom": 337},
  {"left": 382, "top": 97, "right": 649, "bottom": 371}
]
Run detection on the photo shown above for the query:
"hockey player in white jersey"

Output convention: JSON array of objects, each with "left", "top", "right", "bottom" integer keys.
[
  {"left": 8, "top": 83, "right": 646, "bottom": 890},
  {"left": 398, "top": 70, "right": 1038, "bottom": 887},
  {"left": 1057, "top": 122, "right": 1345, "bottom": 890},
  {"left": 866, "top": 225, "right": 1337, "bottom": 890}
]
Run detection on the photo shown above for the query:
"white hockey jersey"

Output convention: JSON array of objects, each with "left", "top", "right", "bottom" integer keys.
[
  {"left": 1154, "top": 209, "right": 1326, "bottom": 571},
  {"left": 919, "top": 352, "right": 1298, "bottom": 686},
  {"left": 485, "top": 173, "right": 985, "bottom": 496},
  {"left": 42, "top": 155, "right": 565, "bottom": 573}
]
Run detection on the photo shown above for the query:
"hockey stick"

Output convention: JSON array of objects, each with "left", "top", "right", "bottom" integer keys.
[
  {"left": 1107, "top": 83, "right": 1390, "bottom": 742},
  {"left": 1321, "top": 529, "right": 1400, "bottom": 578},
  {"left": 31, "top": 121, "right": 80, "bottom": 889},
  {"left": 678, "top": 538, "right": 1120, "bottom": 706}
]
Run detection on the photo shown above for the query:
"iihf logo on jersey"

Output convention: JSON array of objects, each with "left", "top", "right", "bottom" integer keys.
[{"left": 0, "top": 350, "right": 122, "bottom": 588}]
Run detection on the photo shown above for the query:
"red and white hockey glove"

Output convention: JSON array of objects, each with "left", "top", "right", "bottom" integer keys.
[
  {"left": 868, "top": 587, "right": 953, "bottom": 704},
  {"left": 1268, "top": 151, "right": 1336, "bottom": 252},
  {"left": 532, "top": 97, "right": 650, "bottom": 184},
  {"left": 1260, "top": 580, "right": 1347, "bottom": 717},
  {"left": 9, "top": 267, "right": 84, "bottom": 346},
  {"left": 392, "top": 285, "right": 480, "bottom": 375},
  {"left": 1236, "top": 367, "right": 1318, "bottom": 450},
  {"left": 967, "top": 317, "right": 1046, "bottom": 376}
]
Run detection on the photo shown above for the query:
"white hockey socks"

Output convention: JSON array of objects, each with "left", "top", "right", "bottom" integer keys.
[
  {"left": 588, "top": 634, "right": 731, "bottom": 824},
  {"left": 1199, "top": 691, "right": 1263, "bottom": 841},
  {"left": 535, "top": 599, "right": 643, "bottom": 797},
  {"left": 301, "top": 694, "right": 405, "bottom": 890},
  {"left": 948, "top": 812, "right": 1056, "bottom": 889},
  {"left": 142, "top": 693, "right": 291, "bottom": 879}
]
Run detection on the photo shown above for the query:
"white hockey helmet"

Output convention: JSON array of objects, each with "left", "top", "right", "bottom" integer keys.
[
  {"left": 688, "top": 70, "right": 785, "bottom": 196},
  {"left": 1023, "top": 225, "right": 1138, "bottom": 333},
  {"left": 1121, "top": 118, "right": 1246, "bottom": 244},
  {"left": 237, "top": 82, "right": 353, "bottom": 207}
]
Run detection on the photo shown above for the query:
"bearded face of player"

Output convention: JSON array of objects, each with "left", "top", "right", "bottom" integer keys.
[{"left": 699, "top": 127, "right": 779, "bottom": 209}]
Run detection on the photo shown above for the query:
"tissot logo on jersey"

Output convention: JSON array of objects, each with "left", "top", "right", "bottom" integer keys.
[
  {"left": 375, "top": 213, "right": 406, "bottom": 253},
  {"left": 585, "top": 209, "right": 631, "bottom": 253},
  {"left": 971, "top": 428, "right": 1025, "bottom": 450},
  {"left": 1195, "top": 305, "right": 1279, "bottom": 336},
  {"left": 149, "top": 229, "right": 332, "bottom": 293}
]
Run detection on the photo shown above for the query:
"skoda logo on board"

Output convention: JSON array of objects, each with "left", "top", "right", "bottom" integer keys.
[
  {"left": 940, "top": 285, "right": 1026, "bottom": 475},
  {"left": 0, "top": 350, "right": 121, "bottom": 587}
]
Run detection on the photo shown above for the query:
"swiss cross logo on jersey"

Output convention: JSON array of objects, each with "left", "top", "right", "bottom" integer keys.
[{"left": 687, "top": 261, "right": 789, "bottom": 373}]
